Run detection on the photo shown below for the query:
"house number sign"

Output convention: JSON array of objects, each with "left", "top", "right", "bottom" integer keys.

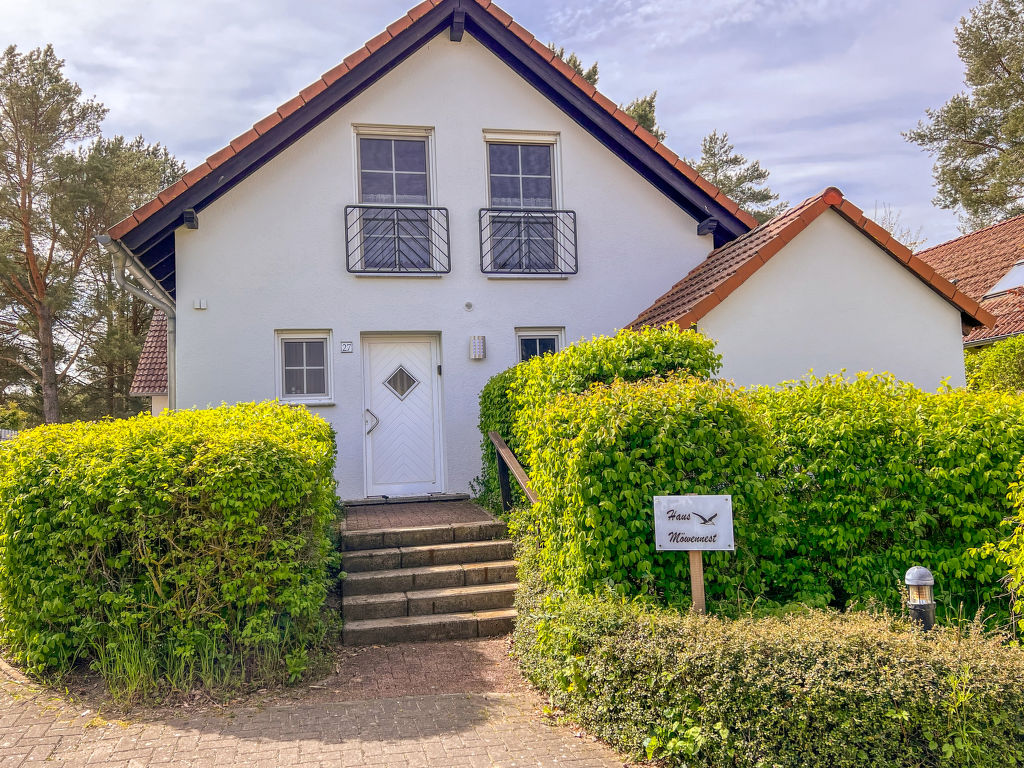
[
  {"left": 653, "top": 495, "right": 735, "bottom": 616},
  {"left": 340, "top": 341, "right": 354, "bottom": 354},
  {"left": 654, "top": 495, "right": 734, "bottom": 551}
]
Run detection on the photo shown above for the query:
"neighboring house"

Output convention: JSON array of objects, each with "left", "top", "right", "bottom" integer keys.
[
  {"left": 108, "top": 0, "right": 989, "bottom": 501},
  {"left": 130, "top": 311, "right": 168, "bottom": 413},
  {"left": 630, "top": 188, "right": 992, "bottom": 387},
  {"left": 916, "top": 214, "right": 1024, "bottom": 347}
]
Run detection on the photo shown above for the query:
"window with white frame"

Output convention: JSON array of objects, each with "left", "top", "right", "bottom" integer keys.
[
  {"left": 516, "top": 328, "right": 564, "bottom": 362},
  {"left": 278, "top": 332, "right": 331, "bottom": 401}
]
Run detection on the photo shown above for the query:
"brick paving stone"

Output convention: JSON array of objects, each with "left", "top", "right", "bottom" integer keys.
[
  {"left": 343, "top": 501, "right": 494, "bottom": 531},
  {"left": 0, "top": 643, "right": 631, "bottom": 768}
]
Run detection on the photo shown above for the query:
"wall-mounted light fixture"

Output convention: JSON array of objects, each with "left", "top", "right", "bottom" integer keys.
[
  {"left": 905, "top": 565, "right": 935, "bottom": 630},
  {"left": 470, "top": 335, "right": 486, "bottom": 360}
]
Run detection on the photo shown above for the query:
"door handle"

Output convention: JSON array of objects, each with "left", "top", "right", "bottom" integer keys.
[{"left": 365, "top": 408, "right": 380, "bottom": 435}]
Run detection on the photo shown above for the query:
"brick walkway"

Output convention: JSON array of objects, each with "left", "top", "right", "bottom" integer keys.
[
  {"left": 342, "top": 500, "right": 495, "bottom": 531},
  {"left": 0, "top": 640, "right": 629, "bottom": 767}
]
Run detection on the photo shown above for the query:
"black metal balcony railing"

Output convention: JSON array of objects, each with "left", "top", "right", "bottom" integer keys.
[
  {"left": 345, "top": 205, "right": 451, "bottom": 274},
  {"left": 479, "top": 209, "right": 578, "bottom": 275}
]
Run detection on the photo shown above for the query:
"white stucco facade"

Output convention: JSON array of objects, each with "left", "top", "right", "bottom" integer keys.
[
  {"left": 172, "top": 31, "right": 712, "bottom": 499},
  {"left": 697, "top": 210, "right": 968, "bottom": 390}
]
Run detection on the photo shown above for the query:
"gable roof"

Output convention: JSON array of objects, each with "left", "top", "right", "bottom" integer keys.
[
  {"left": 629, "top": 187, "right": 996, "bottom": 330},
  {"left": 130, "top": 311, "right": 168, "bottom": 396},
  {"left": 106, "top": 0, "right": 758, "bottom": 300},
  {"left": 916, "top": 213, "right": 1024, "bottom": 344}
]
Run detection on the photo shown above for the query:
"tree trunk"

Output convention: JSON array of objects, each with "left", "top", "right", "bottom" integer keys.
[{"left": 37, "top": 304, "right": 60, "bottom": 423}]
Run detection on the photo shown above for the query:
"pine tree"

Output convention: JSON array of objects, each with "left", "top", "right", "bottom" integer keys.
[{"left": 686, "top": 131, "right": 788, "bottom": 224}]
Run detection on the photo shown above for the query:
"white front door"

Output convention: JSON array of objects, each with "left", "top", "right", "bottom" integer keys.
[{"left": 362, "top": 335, "right": 445, "bottom": 497}]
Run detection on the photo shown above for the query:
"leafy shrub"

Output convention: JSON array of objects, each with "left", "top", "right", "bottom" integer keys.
[
  {"left": 477, "top": 325, "right": 720, "bottom": 510},
  {"left": 511, "top": 374, "right": 789, "bottom": 602},
  {"left": 986, "top": 456, "right": 1024, "bottom": 634},
  {"left": 514, "top": 547, "right": 1024, "bottom": 768},
  {"left": 0, "top": 401, "right": 337, "bottom": 700},
  {"left": 966, "top": 335, "right": 1024, "bottom": 393},
  {"left": 752, "top": 374, "right": 1024, "bottom": 623}
]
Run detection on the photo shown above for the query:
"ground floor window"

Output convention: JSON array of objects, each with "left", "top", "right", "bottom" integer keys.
[
  {"left": 516, "top": 327, "right": 564, "bottom": 362},
  {"left": 276, "top": 331, "right": 332, "bottom": 402}
]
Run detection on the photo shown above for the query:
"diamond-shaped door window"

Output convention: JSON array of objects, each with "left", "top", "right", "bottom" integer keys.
[{"left": 384, "top": 365, "right": 419, "bottom": 400}]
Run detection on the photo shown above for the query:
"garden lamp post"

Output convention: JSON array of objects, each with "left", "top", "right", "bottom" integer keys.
[{"left": 905, "top": 566, "right": 935, "bottom": 630}]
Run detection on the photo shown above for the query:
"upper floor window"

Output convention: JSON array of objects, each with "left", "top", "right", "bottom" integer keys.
[
  {"left": 487, "top": 143, "right": 554, "bottom": 209},
  {"left": 346, "top": 131, "right": 451, "bottom": 274}
]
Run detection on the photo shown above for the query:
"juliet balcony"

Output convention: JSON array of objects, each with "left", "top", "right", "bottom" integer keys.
[
  {"left": 345, "top": 205, "right": 452, "bottom": 274},
  {"left": 478, "top": 208, "right": 578, "bottom": 276}
]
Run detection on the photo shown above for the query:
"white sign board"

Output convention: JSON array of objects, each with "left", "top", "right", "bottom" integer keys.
[{"left": 654, "top": 495, "right": 734, "bottom": 551}]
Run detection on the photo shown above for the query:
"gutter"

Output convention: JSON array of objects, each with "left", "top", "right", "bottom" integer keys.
[{"left": 95, "top": 234, "right": 177, "bottom": 409}]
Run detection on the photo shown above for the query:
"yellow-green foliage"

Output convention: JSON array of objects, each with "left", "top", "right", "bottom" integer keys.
[
  {"left": 989, "top": 458, "right": 1024, "bottom": 633},
  {"left": 513, "top": 558, "right": 1024, "bottom": 768},
  {"left": 477, "top": 325, "right": 720, "bottom": 510},
  {"left": 752, "top": 374, "right": 1024, "bottom": 624},
  {"left": 0, "top": 402, "right": 337, "bottom": 699},
  {"left": 966, "top": 335, "right": 1024, "bottom": 393},
  {"left": 512, "top": 375, "right": 787, "bottom": 602}
]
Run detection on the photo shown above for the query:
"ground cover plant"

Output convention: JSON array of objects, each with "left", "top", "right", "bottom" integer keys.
[{"left": 0, "top": 401, "right": 337, "bottom": 701}]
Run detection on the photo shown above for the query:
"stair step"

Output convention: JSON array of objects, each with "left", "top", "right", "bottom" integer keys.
[
  {"left": 343, "top": 608, "right": 517, "bottom": 645},
  {"left": 343, "top": 560, "right": 519, "bottom": 596},
  {"left": 342, "top": 539, "right": 515, "bottom": 573},
  {"left": 343, "top": 582, "right": 518, "bottom": 621},
  {"left": 341, "top": 520, "right": 507, "bottom": 551}
]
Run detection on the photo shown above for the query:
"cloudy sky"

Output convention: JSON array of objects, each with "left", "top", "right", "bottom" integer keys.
[{"left": 6, "top": 0, "right": 975, "bottom": 245}]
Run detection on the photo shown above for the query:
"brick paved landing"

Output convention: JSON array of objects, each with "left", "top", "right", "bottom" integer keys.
[
  {"left": 0, "top": 641, "right": 630, "bottom": 767},
  {"left": 343, "top": 499, "right": 495, "bottom": 531}
]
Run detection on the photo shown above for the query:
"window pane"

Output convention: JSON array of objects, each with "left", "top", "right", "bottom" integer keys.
[
  {"left": 283, "top": 341, "right": 304, "bottom": 367},
  {"left": 394, "top": 139, "right": 426, "bottom": 172},
  {"left": 361, "top": 171, "right": 394, "bottom": 204},
  {"left": 538, "top": 337, "right": 558, "bottom": 356},
  {"left": 284, "top": 368, "right": 305, "bottom": 395},
  {"left": 304, "top": 341, "right": 325, "bottom": 367},
  {"left": 360, "top": 138, "right": 393, "bottom": 171},
  {"left": 305, "top": 368, "right": 327, "bottom": 396},
  {"left": 490, "top": 175, "right": 521, "bottom": 207},
  {"left": 522, "top": 177, "right": 553, "bottom": 208},
  {"left": 364, "top": 236, "right": 398, "bottom": 269},
  {"left": 521, "top": 144, "right": 551, "bottom": 176},
  {"left": 489, "top": 143, "right": 520, "bottom": 175},
  {"left": 520, "top": 337, "right": 538, "bottom": 361},
  {"left": 395, "top": 172, "right": 428, "bottom": 204}
]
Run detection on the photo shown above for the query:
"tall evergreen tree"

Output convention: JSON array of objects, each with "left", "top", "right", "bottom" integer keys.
[
  {"left": 905, "top": 0, "right": 1024, "bottom": 230},
  {"left": 686, "top": 131, "right": 788, "bottom": 224}
]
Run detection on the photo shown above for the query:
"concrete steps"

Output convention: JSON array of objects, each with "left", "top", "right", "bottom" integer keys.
[{"left": 340, "top": 515, "right": 518, "bottom": 645}]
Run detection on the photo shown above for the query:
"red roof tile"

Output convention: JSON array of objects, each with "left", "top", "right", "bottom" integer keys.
[
  {"left": 916, "top": 213, "right": 1024, "bottom": 344},
  {"left": 629, "top": 187, "right": 996, "bottom": 330},
  {"left": 130, "top": 312, "right": 168, "bottom": 396},
  {"left": 107, "top": 0, "right": 759, "bottom": 244}
]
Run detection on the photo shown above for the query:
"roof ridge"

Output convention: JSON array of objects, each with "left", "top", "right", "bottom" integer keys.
[
  {"left": 107, "top": 0, "right": 758, "bottom": 242},
  {"left": 916, "top": 211, "right": 1024, "bottom": 258}
]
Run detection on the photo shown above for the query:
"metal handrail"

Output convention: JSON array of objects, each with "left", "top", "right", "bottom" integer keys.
[
  {"left": 345, "top": 204, "right": 451, "bottom": 274},
  {"left": 479, "top": 208, "right": 578, "bottom": 275},
  {"left": 488, "top": 431, "right": 538, "bottom": 510}
]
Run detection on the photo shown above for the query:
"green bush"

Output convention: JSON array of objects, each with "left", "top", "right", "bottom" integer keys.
[
  {"left": 986, "top": 456, "right": 1024, "bottom": 634},
  {"left": 514, "top": 550, "right": 1024, "bottom": 768},
  {"left": 752, "top": 374, "right": 1024, "bottom": 623},
  {"left": 966, "top": 335, "right": 1024, "bottom": 393},
  {"left": 0, "top": 401, "right": 337, "bottom": 700},
  {"left": 511, "top": 374, "right": 788, "bottom": 602},
  {"left": 477, "top": 325, "right": 720, "bottom": 510}
]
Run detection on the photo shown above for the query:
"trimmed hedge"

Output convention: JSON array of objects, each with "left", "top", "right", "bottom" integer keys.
[
  {"left": 510, "top": 374, "right": 788, "bottom": 602},
  {"left": 513, "top": 565, "right": 1024, "bottom": 768},
  {"left": 752, "top": 375, "right": 1024, "bottom": 623},
  {"left": 0, "top": 402, "right": 337, "bottom": 700},
  {"left": 477, "top": 325, "right": 720, "bottom": 511},
  {"left": 987, "top": 457, "right": 1024, "bottom": 634}
]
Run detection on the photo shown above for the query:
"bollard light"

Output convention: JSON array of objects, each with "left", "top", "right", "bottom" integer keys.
[{"left": 905, "top": 565, "right": 935, "bottom": 630}]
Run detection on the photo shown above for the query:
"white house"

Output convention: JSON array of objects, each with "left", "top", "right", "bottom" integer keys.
[{"left": 107, "top": 0, "right": 990, "bottom": 501}]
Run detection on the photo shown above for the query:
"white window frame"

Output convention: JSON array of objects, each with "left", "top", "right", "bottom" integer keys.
[
  {"left": 515, "top": 327, "right": 565, "bottom": 362},
  {"left": 482, "top": 129, "right": 561, "bottom": 209},
  {"left": 352, "top": 124, "right": 437, "bottom": 206},
  {"left": 275, "top": 330, "right": 334, "bottom": 405}
]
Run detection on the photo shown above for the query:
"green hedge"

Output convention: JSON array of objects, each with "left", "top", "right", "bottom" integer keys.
[
  {"left": 511, "top": 374, "right": 788, "bottom": 602},
  {"left": 0, "top": 402, "right": 337, "bottom": 700},
  {"left": 966, "top": 335, "right": 1024, "bottom": 393},
  {"left": 986, "top": 457, "right": 1024, "bottom": 634},
  {"left": 752, "top": 375, "right": 1024, "bottom": 623},
  {"left": 514, "top": 550, "right": 1024, "bottom": 768},
  {"left": 477, "top": 325, "right": 720, "bottom": 511}
]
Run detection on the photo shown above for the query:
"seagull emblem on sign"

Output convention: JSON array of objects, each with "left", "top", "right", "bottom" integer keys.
[{"left": 693, "top": 511, "right": 718, "bottom": 526}]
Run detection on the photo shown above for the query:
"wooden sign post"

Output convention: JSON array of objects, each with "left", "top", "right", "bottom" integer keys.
[{"left": 654, "top": 495, "right": 734, "bottom": 615}]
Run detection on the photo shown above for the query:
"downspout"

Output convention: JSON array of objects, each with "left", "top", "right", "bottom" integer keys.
[{"left": 95, "top": 234, "right": 177, "bottom": 409}]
